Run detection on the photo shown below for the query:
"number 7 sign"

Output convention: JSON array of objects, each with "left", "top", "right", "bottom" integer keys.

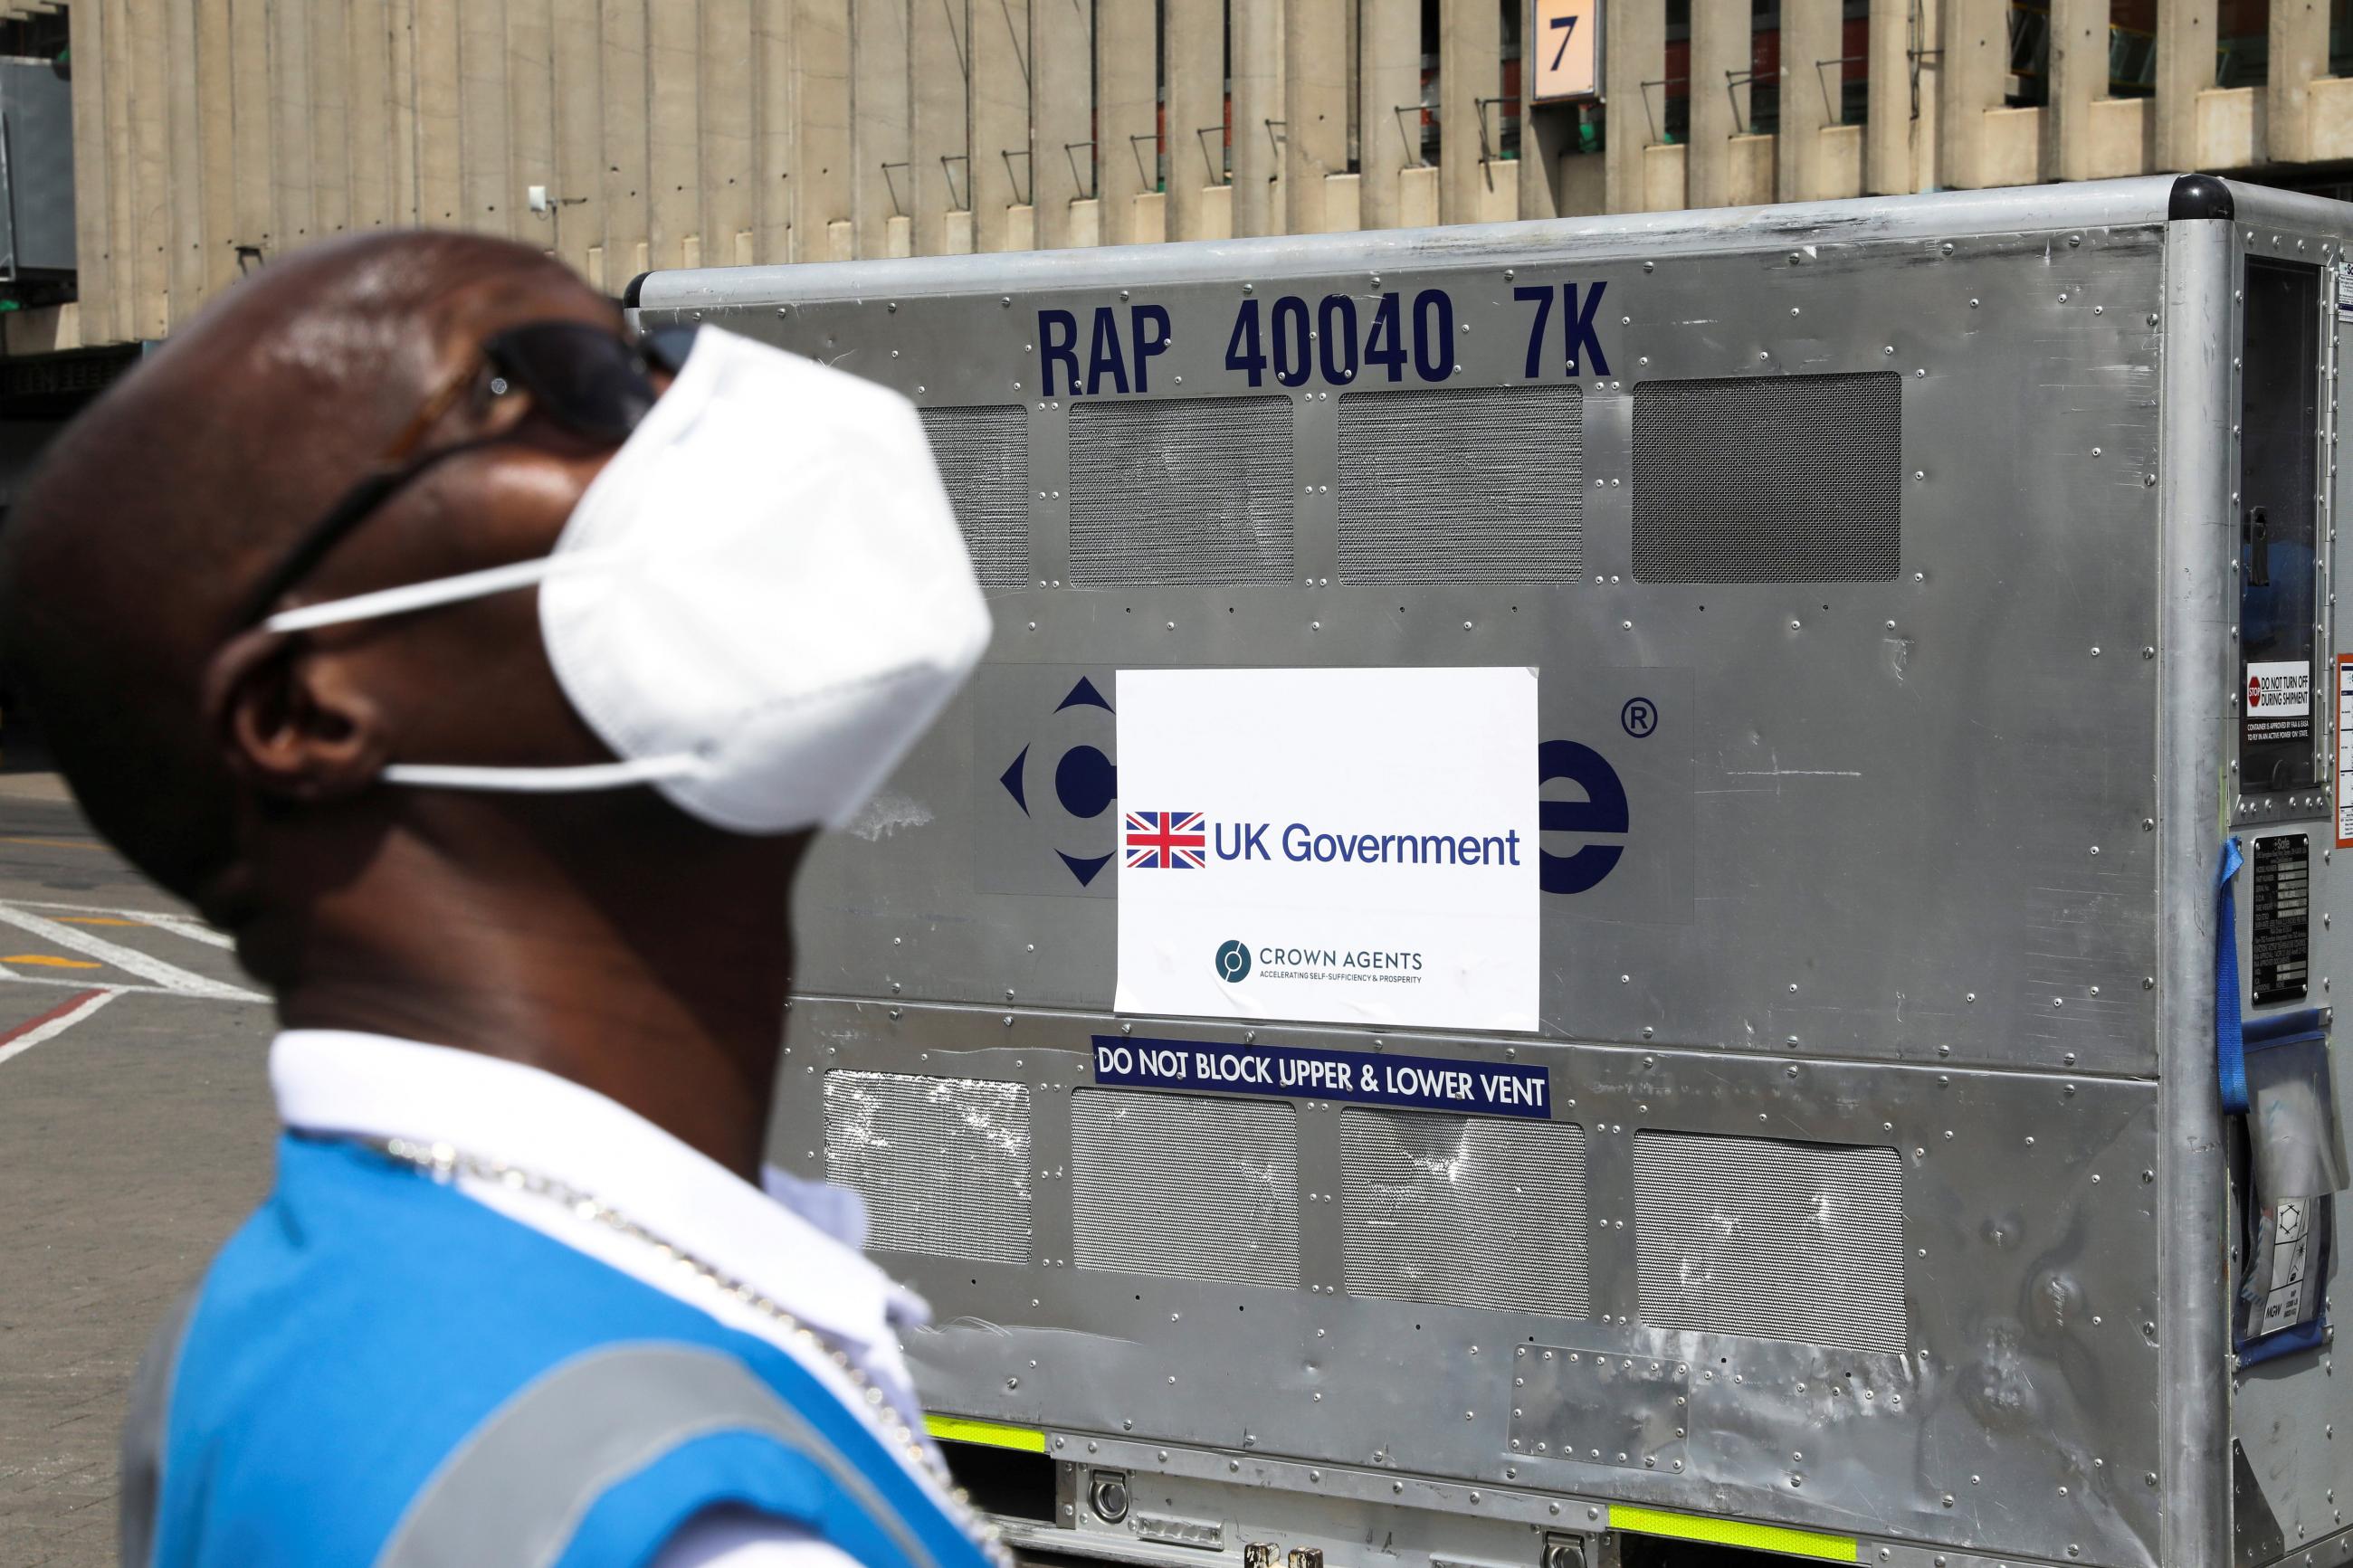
[{"left": 1532, "top": 0, "right": 1603, "bottom": 103}]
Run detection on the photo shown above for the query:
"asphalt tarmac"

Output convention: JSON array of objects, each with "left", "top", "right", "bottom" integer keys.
[{"left": 0, "top": 790, "right": 277, "bottom": 1568}]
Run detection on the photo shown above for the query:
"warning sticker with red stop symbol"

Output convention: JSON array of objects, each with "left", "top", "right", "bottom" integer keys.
[{"left": 2248, "top": 660, "right": 2313, "bottom": 746}]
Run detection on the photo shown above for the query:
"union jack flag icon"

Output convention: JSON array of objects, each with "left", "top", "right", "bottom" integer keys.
[{"left": 1125, "top": 811, "right": 1208, "bottom": 870}]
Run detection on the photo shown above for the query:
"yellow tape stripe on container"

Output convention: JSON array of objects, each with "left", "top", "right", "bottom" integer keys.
[
  {"left": 922, "top": 1414, "right": 1050, "bottom": 1454},
  {"left": 1608, "top": 1506, "right": 1859, "bottom": 1563}
]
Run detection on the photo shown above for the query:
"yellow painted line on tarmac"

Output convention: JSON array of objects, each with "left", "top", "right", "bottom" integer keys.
[
  {"left": 52, "top": 916, "right": 144, "bottom": 927},
  {"left": 923, "top": 1415, "right": 1049, "bottom": 1453},
  {"left": 3, "top": 954, "right": 103, "bottom": 969},
  {"left": 0, "top": 837, "right": 103, "bottom": 851}
]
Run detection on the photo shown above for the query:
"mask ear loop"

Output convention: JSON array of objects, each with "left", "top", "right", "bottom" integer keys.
[
  {"left": 380, "top": 755, "right": 708, "bottom": 791},
  {"left": 265, "top": 546, "right": 711, "bottom": 794},
  {"left": 263, "top": 547, "right": 624, "bottom": 633}
]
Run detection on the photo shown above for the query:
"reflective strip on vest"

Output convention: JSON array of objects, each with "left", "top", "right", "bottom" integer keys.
[
  {"left": 374, "top": 1342, "right": 939, "bottom": 1568},
  {"left": 119, "top": 1288, "right": 201, "bottom": 1568}
]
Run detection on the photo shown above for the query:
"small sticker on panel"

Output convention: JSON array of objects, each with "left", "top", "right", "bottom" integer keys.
[
  {"left": 2253, "top": 833, "right": 2310, "bottom": 1005},
  {"left": 2337, "top": 266, "right": 2353, "bottom": 319},
  {"left": 2339, "top": 655, "right": 2353, "bottom": 848}
]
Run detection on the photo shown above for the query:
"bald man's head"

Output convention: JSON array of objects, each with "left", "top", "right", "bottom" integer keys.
[{"left": 0, "top": 231, "right": 605, "bottom": 908}]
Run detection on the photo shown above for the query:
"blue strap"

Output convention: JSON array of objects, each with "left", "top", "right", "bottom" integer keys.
[{"left": 2218, "top": 837, "right": 2249, "bottom": 1115}]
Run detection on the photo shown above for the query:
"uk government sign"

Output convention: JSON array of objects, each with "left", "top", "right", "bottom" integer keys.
[{"left": 1113, "top": 666, "right": 1539, "bottom": 1031}]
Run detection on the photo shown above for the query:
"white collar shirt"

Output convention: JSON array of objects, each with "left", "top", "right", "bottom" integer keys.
[{"left": 270, "top": 1029, "right": 938, "bottom": 1568}]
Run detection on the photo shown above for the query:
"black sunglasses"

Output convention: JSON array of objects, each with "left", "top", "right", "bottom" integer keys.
[{"left": 235, "top": 320, "right": 700, "bottom": 631}]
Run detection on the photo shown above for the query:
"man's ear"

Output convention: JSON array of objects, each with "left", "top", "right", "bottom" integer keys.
[{"left": 204, "top": 628, "right": 393, "bottom": 801}]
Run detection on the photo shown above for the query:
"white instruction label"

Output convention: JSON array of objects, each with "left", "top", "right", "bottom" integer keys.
[
  {"left": 2339, "top": 657, "right": 2353, "bottom": 848},
  {"left": 2259, "top": 1198, "right": 2317, "bottom": 1335}
]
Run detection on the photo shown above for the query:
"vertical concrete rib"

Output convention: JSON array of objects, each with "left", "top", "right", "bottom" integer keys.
[
  {"left": 647, "top": 0, "right": 699, "bottom": 265},
  {"left": 310, "top": 0, "right": 351, "bottom": 240},
  {"left": 853, "top": 0, "right": 911, "bottom": 258},
  {"left": 754, "top": 0, "right": 792, "bottom": 263},
  {"left": 414, "top": 0, "right": 462, "bottom": 226},
  {"left": 1356, "top": 0, "right": 1415, "bottom": 228},
  {"left": 1030, "top": 0, "right": 1091, "bottom": 247},
  {"left": 125, "top": 0, "right": 170, "bottom": 336},
  {"left": 1685, "top": 0, "right": 1745, "bottom": 210},
  {"left": 551, "top": 0, "right": 605, "bottom": 280},
  {"left": 600, "top": 0, "right": 651, "bottom": 275},
  {"left": 100, "top": 0, "right": 134, "bottom": 341},
  {"left": 910, "top": 0, "right": 967, "bottom": 252},
  {"left": 2046, "top": 0, "right": 2103, "bottom": 182},
  {"left": 1092, "top": 0, "right": 1154, "bottom": 243},
  {"left": 1600, "top": 0, "right": 1657, "bottom": 213},
  {"left": 1775, "top": 0, "right": 1837, "bottom": 203},
  {"left": 1230, "top": 0, "right": 1280, "bottom": 235},
  {"left": 197, "top": 0, "right": 237, "bottom": 289},
  {"left": 1284, "top": 0, "right": 1343, "bottom": 232},
  {"left": 1862, "top": 0, "right": 1907, "bottom": 194},
  {"left": 511, "top": 0, "right": 557, "bottom": 250},
  {"left": 347, "top": 0, "right": 394, "bottom": 237},
  {"left": 388, "top": 0, "right": 419, "bottom": 223},
  {"left": 1435, "top": 0, "right": 1496, "bottom": 223},
  {"left": 68, "top": 0, "right": 113, "bottom": 329},
  {"left": 458, "top": 0, "right": 512, "bottom": 235},
  {"left": 1518, "top": 0, "right": 1569, "bottom": 222},
  {"left": 794, "top": 0, "right": 853, "bottom": 255},
  {"left": 1163, "top": 0, "right": 1221, "bottom": 239},
  {"left": 2155, "top": 0, "right": 2214, "bottom": 174},
  {"left": 165, "top": 0, "right": 205, "bottom": 322},
  {"left": 1934, "top": 0, "right": 2000, "bottom": 190},
  {"left": 700, "top": 0, "right": 756, "bottom": 261},
  {"left": 271, "top": 0, "right": 319, "bottom": 245},
  {"left": 970, "top": 0, "right": 1030, "bottom": 250},
  {"left": 2269, "top": 0, "right": 2327, "bottom": 166}
]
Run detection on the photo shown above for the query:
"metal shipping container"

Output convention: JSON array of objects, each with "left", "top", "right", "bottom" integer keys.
[{"left": 631, "top": 174, "right": 2353, "bottom": 1568}]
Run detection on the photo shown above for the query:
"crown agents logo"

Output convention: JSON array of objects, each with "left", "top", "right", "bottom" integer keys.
[{"left": 1215, "top": 939, "right": 1252, "bottom": 982}]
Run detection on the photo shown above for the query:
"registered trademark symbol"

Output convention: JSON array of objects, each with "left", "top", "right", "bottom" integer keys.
[{"left": 1621, "top": 697, "right": 1658, "bottom": 739}]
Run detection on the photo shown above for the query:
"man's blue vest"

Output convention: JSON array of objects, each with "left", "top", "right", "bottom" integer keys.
[{"left": 121, "top": 1134, "right": 998, "bottom": 1568}]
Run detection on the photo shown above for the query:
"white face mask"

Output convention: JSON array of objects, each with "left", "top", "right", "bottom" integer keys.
[{"left": 266, "top": 327, "right": 994, "bottom": 834}]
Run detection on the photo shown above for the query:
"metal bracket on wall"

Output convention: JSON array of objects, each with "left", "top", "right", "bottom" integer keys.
[
  {"left": 1392, "top": 104, "right": 1430, "bottom": 168},
  {"left": 1002, "top": 147, "right": 1032, "bottom": 208},
  {"left": 1195, "top": 126, "right": 1230, "bottom": 185},
  {"left": 1063, "top": 140, "right": 1097, "bottom": 202},
  {"left": 880, "top": 161, "right": 910, "bottom": 219},
  {"left": 939, "top": 153, "right": 970, "bottom": 210},
  {"left": 1722, "top": 69, "right": 1761, "bottom": 134}
]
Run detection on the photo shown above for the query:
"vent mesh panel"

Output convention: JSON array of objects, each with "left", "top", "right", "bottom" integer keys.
[
  {"left": 824, "top": 1071, "right": 1032, "bottom": 1263},
  {"left": 1069, "top": 396, "right": 1295, "bottom": 584},
  {"left": 918, "top": 404, "right": 1029, "bottom": 587},
  {"left": 1071, "top": 1089, "right": 1300, "bottom": 1288},
  {"left": 1341, "top": 1110, "right": 1589, "bottom": 1315},
  {"left": 1631, "top": 372, "right": 1901, "bottom": 583},
  {"left": 1338, "top": 385, "right": 1584, "bottom": 581},
  {"left": 1634, "top": 1131, "right": 1908, "bottom": 1355}
]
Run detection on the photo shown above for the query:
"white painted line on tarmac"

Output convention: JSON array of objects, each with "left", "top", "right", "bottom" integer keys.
[
  {"left": 1, "top": 897, "right": 227, "bottom": 935},
  {"left": 0, "top": 988, "right": 117, "bottom": 1069},
  {"left": 129, "top": 911, "right": 236, "bottom": 950},
  {"left": 0, "top": 904, "right": 262, "bottom": 1002}
]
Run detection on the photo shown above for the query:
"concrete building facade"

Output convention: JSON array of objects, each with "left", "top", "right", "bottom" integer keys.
[{"left": 8, "top": 0, "right": 2353, "bottom": 356}]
